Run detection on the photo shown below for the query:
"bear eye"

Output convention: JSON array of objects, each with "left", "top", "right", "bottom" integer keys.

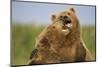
[
  {"left": 59, "top": 16, "right": 63, "bottom": 21},
  {"left": 67, "top": 12, "right": 71, "bottom": 15},
  {"left": 60, "top": 16, "right": 63, "bottom": 18}
]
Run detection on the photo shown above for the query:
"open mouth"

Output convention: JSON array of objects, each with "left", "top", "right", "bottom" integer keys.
[
  {"left": 59, "top": 16, "right": 72, "bottom": 30},
  {"left": 59, "top": 15, "right": 71, "bottom": 25},
  {"left": 58, "top": 16, "right": 73, "bottom": 33}
]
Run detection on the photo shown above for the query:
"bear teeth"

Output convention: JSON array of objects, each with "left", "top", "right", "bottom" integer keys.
[{"left": 65, "top": 24, "right": 72, "bottom": 27}]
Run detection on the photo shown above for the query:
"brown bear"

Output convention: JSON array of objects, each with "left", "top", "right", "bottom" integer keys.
[{"left": 28, "top": 7, "right": 93, "bottom": 65}]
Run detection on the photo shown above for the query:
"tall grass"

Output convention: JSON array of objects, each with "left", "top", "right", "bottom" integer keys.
[
  {"left": 12, "top": 24, "right": 45, "bottom": 65},
  {"left": 11, "top": 24, "right": 96, "bottom": 65},
  {"left": 81, "top": 26, "right": 96, "bottom": 59}
]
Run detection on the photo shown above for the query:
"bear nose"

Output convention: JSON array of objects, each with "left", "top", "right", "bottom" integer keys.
[{"left": 63, "top": 16, "right": 68, "bottom": 19}]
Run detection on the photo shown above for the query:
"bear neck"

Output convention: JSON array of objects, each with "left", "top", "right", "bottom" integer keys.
[{"left": 65, "top": 24, "right": 81, "bottom": 45}]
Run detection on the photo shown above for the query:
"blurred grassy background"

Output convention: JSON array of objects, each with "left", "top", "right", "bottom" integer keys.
[{"left": 11, "top": 23, "right": 96, "bottom": 65}]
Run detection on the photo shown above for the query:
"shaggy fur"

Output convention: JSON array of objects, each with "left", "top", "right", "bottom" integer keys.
[{"left": 28, "top": 8, "right": 92, "bottom": 65}]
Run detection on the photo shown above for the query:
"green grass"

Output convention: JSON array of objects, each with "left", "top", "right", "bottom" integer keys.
[
  {"left": 81, "top": 26, "right": 96, "bottom": 59},
  {"left": 11, "top": 24, "right": 96, "bottom": 65},
  {"left": 11, "top": 24, "right": 45, "bottom": 65}
]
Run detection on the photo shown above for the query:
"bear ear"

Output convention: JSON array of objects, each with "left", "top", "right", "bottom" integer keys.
[
  {"left": 51, "top": 14, "right": 56, "bottom": 22},
  {"left": 69, "top": 8, "right": 75, "bottom": 13}
]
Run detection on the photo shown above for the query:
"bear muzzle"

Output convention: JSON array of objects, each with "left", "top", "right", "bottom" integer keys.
[{"left": 59, "top": 15, "right": 71, "bottom": 25}]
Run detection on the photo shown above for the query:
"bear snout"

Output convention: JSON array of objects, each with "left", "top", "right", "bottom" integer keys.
[{"left": 59, "top": 15, "right": 71, "bottom": 25}]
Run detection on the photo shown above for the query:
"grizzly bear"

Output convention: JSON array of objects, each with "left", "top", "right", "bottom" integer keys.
[{"left": 28, "top": 8, "right": 93, "bottom": 65}]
